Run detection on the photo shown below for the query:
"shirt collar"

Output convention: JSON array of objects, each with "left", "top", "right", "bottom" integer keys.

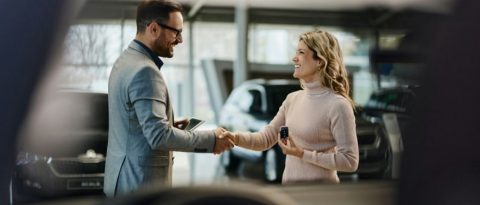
[{"left": 133, "top": 39, "right": 164, "bottom": 69}]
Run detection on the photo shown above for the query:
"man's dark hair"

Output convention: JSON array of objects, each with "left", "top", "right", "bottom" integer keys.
[{"left": 136, "top": 0, "right": 183, "bottom": 34}]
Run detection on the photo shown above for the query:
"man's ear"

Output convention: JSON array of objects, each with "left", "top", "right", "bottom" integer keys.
[
  {"left": 152, "top": 23, "right": 158, "bottom": 33},
  {"left": 146, "top": 22, "right": 157, "bottom": 36}
]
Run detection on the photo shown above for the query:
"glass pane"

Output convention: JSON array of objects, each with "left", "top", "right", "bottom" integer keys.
[{"left": 62, "top": 23, "right": 122, "bottom": 92}]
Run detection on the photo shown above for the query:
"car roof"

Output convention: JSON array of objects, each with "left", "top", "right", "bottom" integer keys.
[
  {"left": 243, "top": 79, "right": 299, "bottom": 86},
  {"left": 371, "top": 86, "right": 417, "bottom": 96},
  {"left": 57, "top": 89, "right": 108, "bottom": 95}
]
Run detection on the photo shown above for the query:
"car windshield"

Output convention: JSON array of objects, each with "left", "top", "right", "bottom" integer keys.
[
  {"left": 363, "top": 89, "right": 415, "bottom": 116},
  {"left": 19, "top": 91, "right": 108, "bottom": 157},
  {"left": 266, "top": 84, "right": 301, "bottom": 115},
  {"left": 56, "top": 92, "right": 108, "bottom": 131}
]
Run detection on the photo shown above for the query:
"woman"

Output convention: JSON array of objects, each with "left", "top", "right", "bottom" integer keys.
[{"left": 227, "top": 30, "right": 358, "bottom": 184}]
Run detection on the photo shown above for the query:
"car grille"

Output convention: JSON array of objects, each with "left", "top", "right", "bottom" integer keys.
[{"left": 50, "top": 159, "right": 105, "bottom": 175}]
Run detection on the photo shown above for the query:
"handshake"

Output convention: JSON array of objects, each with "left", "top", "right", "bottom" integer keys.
[{"left": 213, "top": 127, "right": 238, "bottom": 154}]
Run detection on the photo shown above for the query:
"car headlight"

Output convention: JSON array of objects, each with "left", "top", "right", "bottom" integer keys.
[{"left": 16, "top": 151, "right": 51, "bottom": 165}]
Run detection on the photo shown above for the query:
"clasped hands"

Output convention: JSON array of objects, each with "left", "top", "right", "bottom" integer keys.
[
  {"left": 213, "top": 128, "right": 304, "bottom": 158},
  {"left": 213, "top": 128, "right": 237, "bottom": 154},
  {"left": 173, "top": 119, "right": 236, "bottom": 154}
]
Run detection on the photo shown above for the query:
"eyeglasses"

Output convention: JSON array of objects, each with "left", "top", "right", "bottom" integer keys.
[{"left": 156, "top": 22, "right": 182, "bottom": 38}]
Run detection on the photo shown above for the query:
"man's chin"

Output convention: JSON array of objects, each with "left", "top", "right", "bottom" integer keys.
[
  {"left": 159, "top": 52, "right": 174, "bottom": 58},
  {"left": 165, "top": 49, "right": 174, "bottom": 58}
]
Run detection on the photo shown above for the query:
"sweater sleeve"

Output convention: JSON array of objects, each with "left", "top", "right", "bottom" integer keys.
[
  {"left": 235, "top": 93, "right": 291, "bottom": 151},
  {"left": 302, "top": 99, "right": 359, "bottom": 172}
]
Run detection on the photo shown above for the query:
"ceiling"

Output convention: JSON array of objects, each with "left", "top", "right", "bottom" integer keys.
[
  {"left": 166, "top": 0, "right": 452, "bottom": 12},
  {"left": 94, "top": 0, "right": 454, "bottom": 12},
  {"left": 81, "top": 0, "right": 453, "bottom": 30}
]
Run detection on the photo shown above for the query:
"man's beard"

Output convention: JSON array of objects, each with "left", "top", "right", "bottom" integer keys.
[{"left": 154, "top": 36, "right": 173, "bottom": 58}]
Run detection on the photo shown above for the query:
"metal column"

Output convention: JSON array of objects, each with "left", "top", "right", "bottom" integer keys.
[{"left": 234, "top": 0, "right": 249, "bottom": 88}]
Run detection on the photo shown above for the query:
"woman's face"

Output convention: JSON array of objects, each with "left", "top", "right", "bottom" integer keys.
[{"left": 292, "top": 40, "right": 321, "bottom": 83}]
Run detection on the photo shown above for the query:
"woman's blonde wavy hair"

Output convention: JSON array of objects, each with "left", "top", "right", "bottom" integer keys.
[{"left": 299, "top": 30, "right": 355, "bottom": 109}]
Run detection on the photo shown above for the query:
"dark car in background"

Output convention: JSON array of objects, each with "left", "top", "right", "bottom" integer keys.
[
  {"left": 362, "top": 86, "right": 417, "bottom": 121},
  {"left": 361, "top": 86, "right": 418, "bottom": 151},
  {"left": 219, "top": 79, "right": 301, "bottom": 182},
  {"left": 219, "top": 79, "right": 393, "bottom": 182},
  {"left": 352, "top": 114, "right": 391, "bottom": 179},
  {"left": 12, "top": 91, "right": 108, "bottom": 201}
]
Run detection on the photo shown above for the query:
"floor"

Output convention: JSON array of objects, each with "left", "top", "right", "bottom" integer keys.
[{"left": 172, "top": 152, "right": 227, "bottom": 186}]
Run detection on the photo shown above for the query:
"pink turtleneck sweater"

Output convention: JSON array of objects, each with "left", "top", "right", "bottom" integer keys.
[{"left": 236, "top": 81, "right": 359, "bottom": 184}]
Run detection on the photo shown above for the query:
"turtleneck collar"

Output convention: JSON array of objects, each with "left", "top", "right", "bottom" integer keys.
[{"left": 303, "top": 80, "right": 330, "bottom": 95}]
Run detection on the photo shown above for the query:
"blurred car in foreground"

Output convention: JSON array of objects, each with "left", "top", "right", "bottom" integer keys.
[
  {"left": 30, "top": 181, "right": 396, "bottom": 205},
  {"left": 12, "top": 91, "right": 108, "bottom": 201},
  {"left": 219, "top": 79, "right": 393, "bottom": 182}
]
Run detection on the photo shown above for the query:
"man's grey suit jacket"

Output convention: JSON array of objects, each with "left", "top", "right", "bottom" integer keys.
[{"left": 104, "top": 41, "right": 216, "bottom": 197}]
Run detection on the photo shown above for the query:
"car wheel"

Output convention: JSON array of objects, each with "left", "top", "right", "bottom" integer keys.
[{"left": 263, "top": 145, "right": 285, "bottom": 183}]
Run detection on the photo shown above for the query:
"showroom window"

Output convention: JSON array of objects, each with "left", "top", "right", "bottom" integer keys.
[
  {"left": 61, "top": 22, "right": 122, "bottom": 92},
  {"left": 61, "top": 20, "right": 401, "bottom": 118},
  {"left": 248, "top": 24, "right": 375, "bottom": 105},
  {"left": 61, "top": 21, "right": 237, "bottom": 123}
]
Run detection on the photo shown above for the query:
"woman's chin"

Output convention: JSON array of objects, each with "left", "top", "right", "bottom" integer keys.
[{"left": 292, "top": 72, "right": 297, "bottom": 77}]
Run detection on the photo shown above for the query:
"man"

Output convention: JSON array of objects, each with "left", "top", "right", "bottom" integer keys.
[{"left": 104, "top": 0, "right": 233, "bottom": 197}]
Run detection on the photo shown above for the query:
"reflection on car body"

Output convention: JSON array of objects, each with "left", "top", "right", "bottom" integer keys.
[{"left": 12, "top": 91, "right": 108, "bottom": 201}]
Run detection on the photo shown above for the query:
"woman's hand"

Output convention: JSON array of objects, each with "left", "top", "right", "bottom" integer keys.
[
  {"left": 278, "top": 134, "right": 304, "bottom": 158},
  {"left": 222, "top": 131, "right": 239, "bottom": 145}
]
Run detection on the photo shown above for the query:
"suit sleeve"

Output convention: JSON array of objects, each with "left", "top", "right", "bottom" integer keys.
[
  {"left": 302, "top": 99, "right": 359, "bottom": 172},
  {"left": 128, "top": 66, "right": 215, "bottom": 152}
]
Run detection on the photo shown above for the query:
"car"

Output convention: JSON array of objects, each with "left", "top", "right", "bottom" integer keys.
[
  {"left": 362, "top": 86, "right": 417, "bottom": 114},
  {"left": 219, "top": 79, "right": 301, "bottom": 183},
  {"left": 12, "top": 91, "right": 108, "bottom": 201},
  {"left": 361, "top": 86, "right": 418, "bottom": 154},
  {"left": 352, "top": 113, "right": 391, "bottom": 179},
  {"left": 219, "top": 79, "right": 393, "bottom": 182}
]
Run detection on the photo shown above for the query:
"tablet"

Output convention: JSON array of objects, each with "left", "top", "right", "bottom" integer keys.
[{"left": 183, "top": 118, "right": 205, "bottom": 131}]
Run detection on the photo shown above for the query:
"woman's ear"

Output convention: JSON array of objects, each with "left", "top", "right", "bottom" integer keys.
[{"left": 317, "top": 59, "right": 325, "bottom": 69}]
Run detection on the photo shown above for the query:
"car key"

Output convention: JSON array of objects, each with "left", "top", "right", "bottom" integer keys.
[{"left": 280, "top": 126, "right": 288, "bottom": 144}]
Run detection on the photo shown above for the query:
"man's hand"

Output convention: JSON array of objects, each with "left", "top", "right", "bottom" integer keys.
[
  {"left": 213, "top": 127, "right": 234, "bottom": 154},
  {"left": 278, "top": 134, "right": 304, "bottom": 158},
  {"left": 174, "top": 118, "right": 189, "bottom": 129},
  {"left": 222, "top": 131, "right": 238, "bottom": 145}
]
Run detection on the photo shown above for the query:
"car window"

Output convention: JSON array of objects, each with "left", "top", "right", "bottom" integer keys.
[
  {"left": 248, "top": 90, "right": 263, "bottom": 114},
  {"left": 61, "top": 92, "right": 108, "bottom": 131},
  {"left": 364, "top": 90, "right": 415, "bottom": 114}
]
